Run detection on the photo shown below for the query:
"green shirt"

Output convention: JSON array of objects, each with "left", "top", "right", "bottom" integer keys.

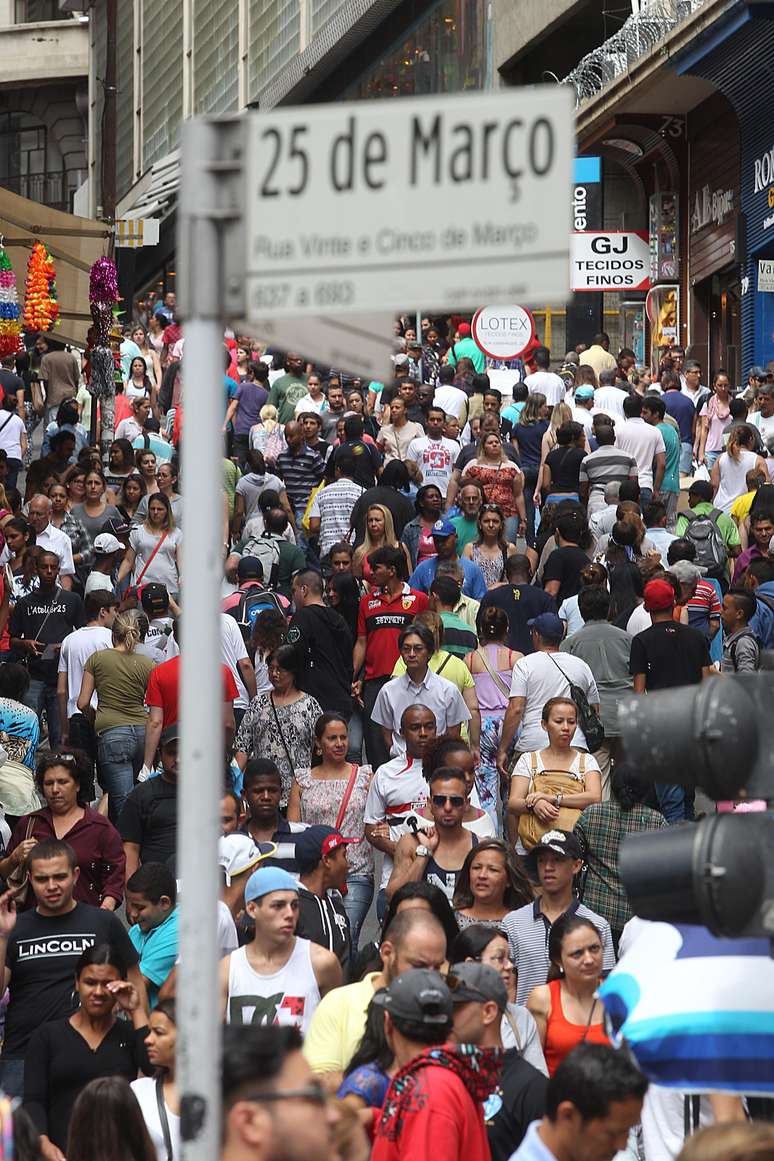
[
  {"left": 83, "top": 649, "right": 154, "bottom": 732},
  {"left": 439, "top": 611, "right": 478, "bottom": 657},
  {"left": 447, "top": 337, "right": 486, "bottom": 373},
  {"left": 223, "top": 458, "right": 241, "bottom": 515},
  {"left": 451, "top": 514, "right": 479, "bottom": 553},
  {"left": 657, "top": 421, "right": 681, "bottom": 494},
  {"left": 675, "top": 501, "right": 740, "bottom": 549},
  {"left": 268, "top": 372, "right": 309, "bottom": 424}
]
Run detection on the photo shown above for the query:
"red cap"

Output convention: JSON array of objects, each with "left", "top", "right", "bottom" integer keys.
[
  {"left": 457, "top": 322, "right": 471, "bottom": 337},
  {"left": 321, "top": 833, "right": 358, "bottom": 857},
  {"left": 643, "top": 578, "right": 675, "bottom": 612}
]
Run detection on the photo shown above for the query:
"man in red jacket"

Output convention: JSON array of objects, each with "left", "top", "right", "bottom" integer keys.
[{"left": 371, "top": 968, "right": 500, "bottom": 1161}]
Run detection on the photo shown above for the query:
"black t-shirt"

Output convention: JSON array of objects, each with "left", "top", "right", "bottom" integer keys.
[
  {"left": 542, "top": 545, "right": 590, "bottom": 604},
  {"left": 629, "top": 621, "right": 711, "bottom": 690},
  {"left": 288, "top": 604, "right": 353, "bottom": 715},
  {"left": 118, "top": 776, "right": 178, "bottom": 864},
  {"left": 512, "top": 421, "right": 548, "bottom": 472},
  {"left": 9, "top": 588, "right": 86, "bottom": 682},
  {"left": 545, "top": 445, "right": 586, "bottom": 492},
  {"left": 478, "top": 584, "right": 557, "bottom": 654},
  {"left": 330, "top": 440, "right": 382, "bottom": 489},
  {"left": 485, "top": 1050, "right": 548, "bottom": 1161},
  {"left": 0, "top": 368, "right": 24, "bottom": 404},
  {"left": 4, "top": 903, "right": 139, "bottom": 1057}
]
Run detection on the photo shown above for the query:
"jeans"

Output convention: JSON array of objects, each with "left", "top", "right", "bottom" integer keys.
[
  {"left": 5, "top": 457, "right": 22, "bottom": 491},
  {"left": 68, "top": 712, "right": 98, "bottom": 801},
  {"left": 522, "top": 468, "right": 539, "bottom": 548},
  {"left": 0, "top": 1058, "right": 24, "bottom": 1098},
  {"left": 232, "top": 432, "right": 250, "bottom": 471},
  {"left": 680, "top": 442, "right": 693, "bottom": 474},
  {"left": 639, "top": 488, "right": 653, "bottom": 509},
  {"left": 343, "top": 873, "right": 374, "bottom": 952},
  {"left": 362, "top": 676, "right": 391, "bottom": 770},
  {"left": 376, "top": 887, "right": 389, "bottom": 926},
  {"left": 504, "top": 516, "right": 521, "bottom": 546},
  {"left": 705, "top": 450, "right": 722, "bottom": 470},
  {"left": 25, "top": 678, "right": 61, "bottom": 747},
  {"left": 655, "top": 781, "right": 686, "bottom": 824},
  {"left": 97, "top": 724, "right": 146, "bottom": 824}
]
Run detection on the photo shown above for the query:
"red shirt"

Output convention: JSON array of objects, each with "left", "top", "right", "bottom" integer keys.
[
  {"left": 356, "top": 583, "right": 428, "bottom": 680},
  {"left": 372, "top": 1060, "right": 491, "bottom": 1161},
  {"left": 6, "top": 807, "right": 126, "bottom": 907},
  {"left": 146, "top": 656, "right": 239, "bottom": 726}
]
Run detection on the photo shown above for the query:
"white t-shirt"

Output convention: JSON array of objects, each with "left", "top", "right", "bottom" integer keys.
[
  {"left": 614, "top": 418, "right": 666, "bottom": 488},
  {"left": 294, "top": 393, "right": 329, "bottom": 416},
  {"left": 433, "top": 384, "right": 468, "bottom": 420},
  {"left": 0, "top": 412, "right": 25, "bottom": 459},
  {"left": 84, "top": 571, "right": 114, "bottom": 596},
  {"left": 747, "top": 409, "right": 774, "bottom": 446},
  {"left": 524, "top": 371, "right": 565, "bottom": 406},
  {"left": 364, "top": 755, "right": 429, "bottom": 889},
  {"left": 593, "top": 385, "right": 628, "bottom": 420},
  {"left": 406, "top": 436, "right": 459, "bottom": 497},
  {"left": 115, "top": 417, "right": 143, "bottom": 443},
  {"left": 221, "top": 612, "right": 250, "bottom": 709},
  {"left": 509, "top": 651, "right": 599, "bottom": 752},
  {"left": 57, "top": 625, "right": 113, "bottom": 718},
  {"left": 626, "top": 604, "right": 651, "bottom": 635},
  {"left": 640, "top": 1086, "right": 715, "bottom": 1161},
  {"left": 512, "top": 747, "right": 600, "bottom": 784},
  {"left": 571, "top": 406, "right": 594, "bottom": 437},
  {"left": 130, "top": 1077, "right": 181, "bottom": 1161}
]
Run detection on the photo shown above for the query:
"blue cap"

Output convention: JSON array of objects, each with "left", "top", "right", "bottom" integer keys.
[
  {"left": 575, "top": 385, "right": 595, "bottom": 400},
  {"left": 244, "top": 865, "right": 298, "bottom": 903},
  {"left": 431, "top": 517, "right": 456, "bottom": 538},
  {"left": 527, "top": 612, "right": 565, "bottom": 641}
]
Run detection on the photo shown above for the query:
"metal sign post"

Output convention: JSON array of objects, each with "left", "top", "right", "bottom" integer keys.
[{"left": 174, "top": 88, "right": 573, "bottom": 1161}]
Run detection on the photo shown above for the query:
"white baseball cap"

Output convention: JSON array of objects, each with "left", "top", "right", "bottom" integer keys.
[{"left": 218, "top": 834, "right": 277, "bottom": 885}]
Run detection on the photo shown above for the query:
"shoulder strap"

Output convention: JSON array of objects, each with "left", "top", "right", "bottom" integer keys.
[
  {"left": 0, "top": 412, "right": 16, "bottom": 436},
  {"left": 530, "top": 751, "right": 538, "bottom": 776},
  {"left": 135, "top": 530, "right": 169, "bottom": 586},
  {"left": 436, "top": 652, "right": 452, "bottom": 675},
  {"left": 578, "top": 752, "right": 586, "bottom": 775},
  {"left": 708, "top": 508, "right": 723, "bottom": 524},
  {"left": 155, "top": 1077, "right": 174, "bottom": 1161},
  {"left": 335, "top": 764, "right": 360, "bottom": 832},
  {"left": 269, "top": 695, "right": 295, "bottom": 776},
  {"left": 475, "top": 647, "right": 511, "bottom": 699}
]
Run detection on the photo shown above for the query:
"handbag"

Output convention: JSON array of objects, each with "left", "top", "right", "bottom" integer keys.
[
  {"left": 6, "top": 815, "right": 36, "bottom": 903},
  {"left": 548, "top": 655, "right": 605, "bottom": 753},
  {"left": 517, "top": 751, "right": 586, "bottom": 850},
  {"left": 155, "top": 1077, "right": 174, "bottom": 1161},
  {"left": 135, "top": 530, "right": 169, "bottom": 586},
  {"left": 335, "top": 763, "right": 360, "bottom": 832}
]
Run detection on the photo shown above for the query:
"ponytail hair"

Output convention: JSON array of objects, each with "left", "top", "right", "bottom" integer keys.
[{"left": 112, "top": 610, "right": 143, "bottom": 653}]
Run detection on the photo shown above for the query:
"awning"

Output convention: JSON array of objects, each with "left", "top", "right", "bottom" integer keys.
[
  {"left": 0, "top": 186, "right": 112, "bottom": 348},
  {"left": 116, "top": 150, "right": 180, "bottom": 223}
]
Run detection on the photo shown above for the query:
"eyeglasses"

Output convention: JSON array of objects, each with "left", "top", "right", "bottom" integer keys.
[
  {"left": 432, "top": 794, "right": 465, "bottom": 808},
  {"left": 243, "top": 1083, "right": 328, "bottom": 1107}
]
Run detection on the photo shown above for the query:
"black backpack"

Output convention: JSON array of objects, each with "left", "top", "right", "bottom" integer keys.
[{"left": 229, "top": 586, "right": 285, "bottom": 642}]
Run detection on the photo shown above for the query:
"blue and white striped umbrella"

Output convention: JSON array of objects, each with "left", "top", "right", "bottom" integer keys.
[{"left": 600, "top": 920, "right": 774, "bottom": 1094}]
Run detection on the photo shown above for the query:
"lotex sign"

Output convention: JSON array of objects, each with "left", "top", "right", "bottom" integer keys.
[{"left": 571, "top": 231, "right": 650, "bottom": 292}]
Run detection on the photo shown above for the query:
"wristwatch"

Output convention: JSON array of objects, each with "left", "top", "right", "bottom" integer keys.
[
  {"left": 554, "top": 793, "right": 563, "bottom": 808},
  {"left": 415, "top": 844, "right": 432, "bottom": 859}
]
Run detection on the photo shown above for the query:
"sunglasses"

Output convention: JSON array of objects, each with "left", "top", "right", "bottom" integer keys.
[{"left": 432, "top": 794, "right": 465, "bottom": 808}]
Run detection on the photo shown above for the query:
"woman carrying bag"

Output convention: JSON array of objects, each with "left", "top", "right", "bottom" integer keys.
[{"left": 507, "top": 697, "right": 602, "bottom": 852}]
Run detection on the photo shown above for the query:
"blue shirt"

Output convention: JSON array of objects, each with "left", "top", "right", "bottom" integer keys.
[
  {"left": 129, "top": 908, "right": 178, "bottom": 1008},
  {"left": 663, "top": 390, "right": 695, "bottom": 443},
  {"left": 750, "top": 581, "right": 774, "bottom": 648},
  {"left": 408, "top": 555, "right": 487, "bottom": 600},
  {"left": 508, "top": 1121, "right": 557, "bottom": 1161}
]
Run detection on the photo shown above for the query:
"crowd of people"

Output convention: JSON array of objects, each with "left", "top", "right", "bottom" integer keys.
[{"left": 0, "top": 309, "right": 771, "bottom": 1161}]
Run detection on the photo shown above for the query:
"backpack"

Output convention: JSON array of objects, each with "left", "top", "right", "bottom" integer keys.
[
  {"left": 729, "top": 629, "right": 760, "bottom": 671},
  {"left": 753, "top": 591, "right": 774, "bottom": 648},
  {"left": 230, "top": 585, "right": 285, "bottom": 642},
  {"left": 248, "top": 535, "right": 282, "bottom": 590},
  {"left": 682, "top": 508, "right": 727, "bottom": 578}
]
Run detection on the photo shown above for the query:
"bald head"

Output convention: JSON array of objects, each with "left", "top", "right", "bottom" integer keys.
[
  {"left": 28, "top": 494, "right": 52, "bottom": 533},
  {"left": 380, "top": 910, "right": 447, "bottom": 983}
]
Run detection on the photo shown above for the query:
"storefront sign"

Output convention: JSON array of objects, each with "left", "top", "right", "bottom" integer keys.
[
  {"left": 571, "top": 231, "right": 650, "bottom": 292},
  {"left": 239, "top": 89, "right": 574, "bottom": 318},
  {"left": 753, "top": 145, "right": 774, "bottom": 233},
  {"left": 759, "top": 260, "right": 774, "bottom": 293},
  {"left": 472, "top": 304, "right": 535, "bottom": 358},
  {"left": 690, "top": 185, "right": 735, "bottom": 233}
]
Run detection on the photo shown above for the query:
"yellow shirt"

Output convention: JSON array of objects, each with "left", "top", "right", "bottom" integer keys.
[
  {"left": 304, "top": 972, "right": 381, "bottom": 1074},
  {"left": 730, "top": 489, "right": 756, "bottom": 525}
]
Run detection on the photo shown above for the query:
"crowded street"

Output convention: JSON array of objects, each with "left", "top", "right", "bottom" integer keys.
[{"left": 1, "top": 2, "right": 774, "bottom": 1161}]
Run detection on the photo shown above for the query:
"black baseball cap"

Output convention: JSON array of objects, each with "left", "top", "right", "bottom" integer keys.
[
  {"left": 101, "top": 516, "right": 131, "bottom": 539},
  {"left": 294, "top": 825, "right": 357, "bottom": 873},
  {"left": 524, "top": 829, "right": 583, "bottom": 876},
  {"left": 237, "top": 556, "right": 263, "bottom": 580},
  {"left": 372, "top": 969, "right": 453, "bottom": 1027},
  {"left": 140, "top": 582, "right": 170, "bottom": 616}
]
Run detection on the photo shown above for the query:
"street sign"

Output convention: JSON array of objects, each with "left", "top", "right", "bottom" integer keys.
[
  {"left": 571, "top": 231, "right": 650, "bottom": 292},
  {"left": 249, "top": 312, "right": 395, "bottom": 379},
  {"left": 472, "top": 304, "right": 535, "bottom": 359},
  {"left": 240, "top": 90, "right": 574, "bottom": 319}
]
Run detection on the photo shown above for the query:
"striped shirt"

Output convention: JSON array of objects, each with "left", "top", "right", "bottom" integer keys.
[
  {"left": 240, "top": 817, "right": 308, "bottom": 875},
  {"left": 503, "top": 897, "right": 616, "bottom": 1003},
  {"left": 276, "top": 443, "right": 325, "bottom": 511},
  {"left": 578, "top": 446, "right": 638, "bottom": 509}
]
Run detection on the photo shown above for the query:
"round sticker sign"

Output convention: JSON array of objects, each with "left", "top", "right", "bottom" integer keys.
[{"left": 472, "top": 305, "right": 535, "bottom": 360}]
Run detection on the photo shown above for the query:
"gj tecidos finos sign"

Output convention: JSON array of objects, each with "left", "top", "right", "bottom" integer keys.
[{"left": 571, "top": 231, "right": 650, "bottom": 292}]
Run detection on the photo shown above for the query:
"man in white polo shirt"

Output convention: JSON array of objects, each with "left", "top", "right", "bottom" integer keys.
[{"left": 27, "top": 494, "right": 75, "bottom": 588}]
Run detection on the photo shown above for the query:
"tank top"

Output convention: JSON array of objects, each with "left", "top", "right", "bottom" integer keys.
[
  {"left": 714, "top": 449, "right": 758, "bottom": 513},
  {"left": 472, "top": 644, "right": 514, "bottom": 715},
  {"left": 543, "top": 978, "right": 609, "bottom": 1075},
  {"left": 226, "top": 939, "right": 321, "bottom": 1035},
  {"left": 423, "top": 833, "right": 479, "bottom": 902}
]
